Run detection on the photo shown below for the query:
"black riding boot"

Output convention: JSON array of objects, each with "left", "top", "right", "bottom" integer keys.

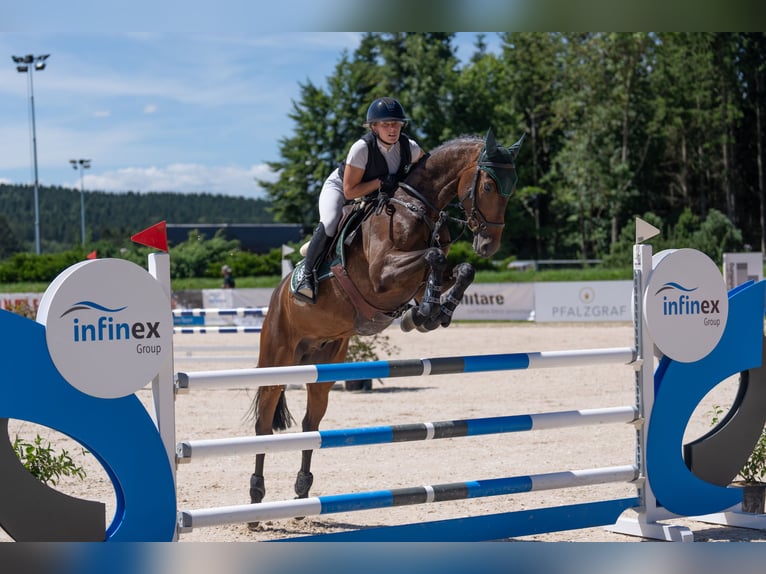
[{"left": 295, "top": 223, "right": 331, "bottom": 304}]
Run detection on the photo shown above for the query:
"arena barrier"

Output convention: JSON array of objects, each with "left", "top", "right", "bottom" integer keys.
[
  {"left": 173, "top": 325, "right": 262, "bottom": 335},
  {"left": 172, "top": 307, "right": 263, "bottom": 363},
  {"left": 5, "top": 219, "right": 766, "bottom": 542},
  {"left": 172, "top": 307, "right": 268, "bottom": 319}
]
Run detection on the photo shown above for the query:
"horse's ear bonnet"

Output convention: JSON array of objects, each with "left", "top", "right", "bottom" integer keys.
[{"left": 479, "top": 128, "right": 525, "bottom": 197}]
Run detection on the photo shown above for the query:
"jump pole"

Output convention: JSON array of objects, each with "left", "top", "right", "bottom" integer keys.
[
  {"left": 177, "top": 406, "right": 638, "bottom": 461},
  {"left": 178, "top": 465, "right": 639, "bottom": 532},
  {"left": 174, "top": 347, "right": 635, "bottom": 391}
]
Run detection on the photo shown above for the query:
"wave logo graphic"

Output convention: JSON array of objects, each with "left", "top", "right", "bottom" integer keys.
[
  {"left": 655, "top": 282, "right": 720, "bottom": 316},
  {"left": 60, "top": 300, "right": 128, "bottom": 318}
]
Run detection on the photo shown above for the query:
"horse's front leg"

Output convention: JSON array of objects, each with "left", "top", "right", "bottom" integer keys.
[
  {"left": 414, "top": 262, "right": 476, "bottom": 332},
  {"left": 435, "top": 262, "right": 475, "bottom": 329},
  {"left": 400, "top": 247, "right": 447, "bottom": 332}
]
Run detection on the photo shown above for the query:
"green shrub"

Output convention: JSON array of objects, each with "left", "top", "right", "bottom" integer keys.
[{"left": 13, "top": 434, "right": 87, "bottom": 486}]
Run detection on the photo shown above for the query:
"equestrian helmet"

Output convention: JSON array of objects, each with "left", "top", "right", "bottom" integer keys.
[{"left": 365, "top": 97, "right": 409, "bottom": 125}]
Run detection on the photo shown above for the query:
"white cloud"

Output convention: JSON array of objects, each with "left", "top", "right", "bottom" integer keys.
[
  {"left": 93, "top": 110, "right": 111, "bottom": 118},
  {"left": 143, "top": 104, "right": 158, "bottom": 114},
  {"left": 84, "top": 162, "right": 279, "bottom": 199}
]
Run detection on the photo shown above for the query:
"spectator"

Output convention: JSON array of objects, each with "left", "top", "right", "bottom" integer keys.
[{"left": 221, "top": 265, "right": 235, "bottom": 288}]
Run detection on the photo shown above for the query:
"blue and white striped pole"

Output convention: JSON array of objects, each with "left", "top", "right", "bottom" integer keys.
[
  {"left": 175, "top": 347, "right": 635, "bottom": 390},
  {"left": 178, "top": 464, "right": 638, "bottom": 532},
  {"left": 177, "top": 406, "right": 637, "bottom": 462}
]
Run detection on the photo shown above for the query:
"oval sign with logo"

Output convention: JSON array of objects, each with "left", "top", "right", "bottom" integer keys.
[
  {"left": 37, "top": 259, "right": 172, "bottom": 398},
  {"left": 643, "top": 249, "right": 728, "bottom": 363}
]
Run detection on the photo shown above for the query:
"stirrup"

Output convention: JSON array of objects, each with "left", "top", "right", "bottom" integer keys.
[{"left": 294, "top": 275, "right": 317, "bottom": 304}]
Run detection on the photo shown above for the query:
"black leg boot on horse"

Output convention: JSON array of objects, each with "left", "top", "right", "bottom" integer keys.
[
  {"left": 294, "top": 223, "right": 332, "bottom": 304},
  {"left": 400, "top": 247, "right": 448, "bottom": 333}
]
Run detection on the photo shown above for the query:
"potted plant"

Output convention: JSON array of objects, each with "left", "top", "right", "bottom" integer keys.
[
  {"left": 738, "top": 428, "right": 766, "bottom": 513},
  {"left": 708, "top": 405, "right": 766, "bottom": 514},
  {"left": 343, "top": 332, "right": 400, "bottom": 391}
]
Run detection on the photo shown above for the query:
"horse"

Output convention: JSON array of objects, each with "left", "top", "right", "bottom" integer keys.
[{"left": 248, "top": 128, "right": 524, "bottom": 526}]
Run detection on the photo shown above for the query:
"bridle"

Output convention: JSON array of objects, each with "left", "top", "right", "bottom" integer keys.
[
  {"left": 458, "top": 153, "right": 517, "bottom": 234},
  {"left": 375, "top": 144, "right": 517, "bottom": 247}
]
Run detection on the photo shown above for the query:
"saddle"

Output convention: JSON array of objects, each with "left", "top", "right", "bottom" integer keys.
[{"left": 289, "top": 200, "right": 376, "bottom": 297}]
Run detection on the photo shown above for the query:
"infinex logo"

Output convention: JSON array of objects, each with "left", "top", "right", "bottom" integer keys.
[
  {"left": 37, "top": 258, "right": 171, "bottom": 399},
  {"left": 655, "top": 282, "right": 722, "bottom": 326},
  {"left": 63, "top": 301, "right": 161, "bottom": 344},
  {"left": 643, "top": 249, "right": 729, "bottom": 363}
]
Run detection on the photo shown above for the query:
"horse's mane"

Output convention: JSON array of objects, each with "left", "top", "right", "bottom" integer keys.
[
  {"left": 408, "top": 135, "right": 483, "bottom": 177},
  {"left": 429, "top": 135, "right": 483, "bottom": 155}
]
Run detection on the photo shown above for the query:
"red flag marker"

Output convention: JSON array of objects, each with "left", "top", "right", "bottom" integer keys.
[
  {"left": 131, "top": 221, "right": 168, "bottom": 252},
  {"left": 86, "top": 250, "right": 97, "bottom": 260}
]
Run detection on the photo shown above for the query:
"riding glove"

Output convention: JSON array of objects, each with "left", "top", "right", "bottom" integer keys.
[{"left": 379, "top": 174, "right": 400, "bottom": 194}]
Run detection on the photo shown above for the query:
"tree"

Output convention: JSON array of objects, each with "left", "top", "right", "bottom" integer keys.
[
  {"left": 258, "top": 37, "right": 381, "bottom": 227},
  {"left": 374, "top": 33, "right": 459, "bottom": 147},
  {"left": 0, "top": 214, "right": 22, "bottom": 258}
]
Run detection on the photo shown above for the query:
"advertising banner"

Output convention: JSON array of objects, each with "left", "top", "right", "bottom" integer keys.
[
  {"left": 534, "top": 281, "right": 633, "bottom": 323},
  {"left": 450, "top": 283, "right": 534, "bottom": 321}
]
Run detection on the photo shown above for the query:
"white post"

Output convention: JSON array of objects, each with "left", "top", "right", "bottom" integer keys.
[
  {"left": 147, "top": 253, "right": 177, "bottom": 489},
  {"left": 608, "top": 229, "right": 695, "bottom": 541}
]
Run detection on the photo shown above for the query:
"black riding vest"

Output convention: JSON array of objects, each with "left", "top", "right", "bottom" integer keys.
[{"left": 338, "top": 132, "right": 413, "bottom": 183}]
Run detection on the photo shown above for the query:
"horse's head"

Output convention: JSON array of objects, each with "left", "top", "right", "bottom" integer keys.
[{"left": 458, "top": 128, "right": 524, "bottom": 257}]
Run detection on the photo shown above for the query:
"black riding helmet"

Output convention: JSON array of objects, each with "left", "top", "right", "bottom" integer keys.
[{"left": 365, "top": 97, "right": 409, "bottom": 126}]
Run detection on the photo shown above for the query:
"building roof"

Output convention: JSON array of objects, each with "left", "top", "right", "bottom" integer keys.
[{"left": 166, "top": 223, "right": 305, "bottom": 253}]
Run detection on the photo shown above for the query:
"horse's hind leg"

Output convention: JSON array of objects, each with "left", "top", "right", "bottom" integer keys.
[
  {"left": 400, "top": 247, "right": 447, "bottom": 332},
  {"left": 295, "top": 380, "right": 337, "bottom": 499}
]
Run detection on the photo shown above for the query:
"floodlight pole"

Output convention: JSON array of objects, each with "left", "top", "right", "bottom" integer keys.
[
  {"left": 70, "top": 159, "right": 91, "bottom": 246},
  {"left": 12, "top": 53, "right": 49, "bottom": 255}
]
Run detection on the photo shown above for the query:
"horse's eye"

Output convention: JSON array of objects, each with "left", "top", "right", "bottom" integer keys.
[{"left": 482, "top": 182, "right": 492, "bottom": 193}]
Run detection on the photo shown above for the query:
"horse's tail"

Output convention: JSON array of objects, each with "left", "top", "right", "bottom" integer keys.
[{"left": 252, "top": 388, "right": 295, "bottom": 431}]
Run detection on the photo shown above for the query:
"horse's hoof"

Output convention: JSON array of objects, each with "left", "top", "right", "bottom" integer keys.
[{"left": 400, "top": 308, "right": 423, "bottom": 332}]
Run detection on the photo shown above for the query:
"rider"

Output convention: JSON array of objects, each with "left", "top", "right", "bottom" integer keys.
[{"left": 294, "top": 97, "right": 426, "bottom": 304}]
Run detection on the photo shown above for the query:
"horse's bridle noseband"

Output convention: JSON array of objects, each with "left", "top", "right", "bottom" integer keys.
[{"left": 458, "top": 155, "right": 517, "bottom": 234}]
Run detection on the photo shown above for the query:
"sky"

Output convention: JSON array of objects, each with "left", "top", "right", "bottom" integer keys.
[
  {"left": 2, "top": 0, "right": 752, "bottom": 202},
  {"left": 0, "top": 32, "right": 495, "bottom": 200}
]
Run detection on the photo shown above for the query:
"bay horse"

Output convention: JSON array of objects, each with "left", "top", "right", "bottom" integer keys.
[{"left": 249, "top": 128, "right": 524, "bottom": 525}]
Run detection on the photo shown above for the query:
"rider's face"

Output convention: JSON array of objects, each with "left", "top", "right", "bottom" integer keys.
[{"left": 373, "top": 121, "right": 403, "bottom": 145}]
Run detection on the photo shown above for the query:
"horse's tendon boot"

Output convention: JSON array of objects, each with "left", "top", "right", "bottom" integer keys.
[
  {"left": 247, "top": 474, "right": 266, "bottom": 530},
  {"left": 291, "top": 470, "right": 314, "bottom": 521},
  {"left": 294, "top": 470, "right": 314, "bottom": 499}
]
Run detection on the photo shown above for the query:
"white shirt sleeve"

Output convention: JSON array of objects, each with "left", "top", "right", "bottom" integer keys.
[{"left": 345, "top": 139, "right": 369, "bottom": 170}]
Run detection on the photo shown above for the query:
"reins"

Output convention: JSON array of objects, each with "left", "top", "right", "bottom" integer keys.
[{"left": 376, "top": 147, "right": 516, "bottom": 248}]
